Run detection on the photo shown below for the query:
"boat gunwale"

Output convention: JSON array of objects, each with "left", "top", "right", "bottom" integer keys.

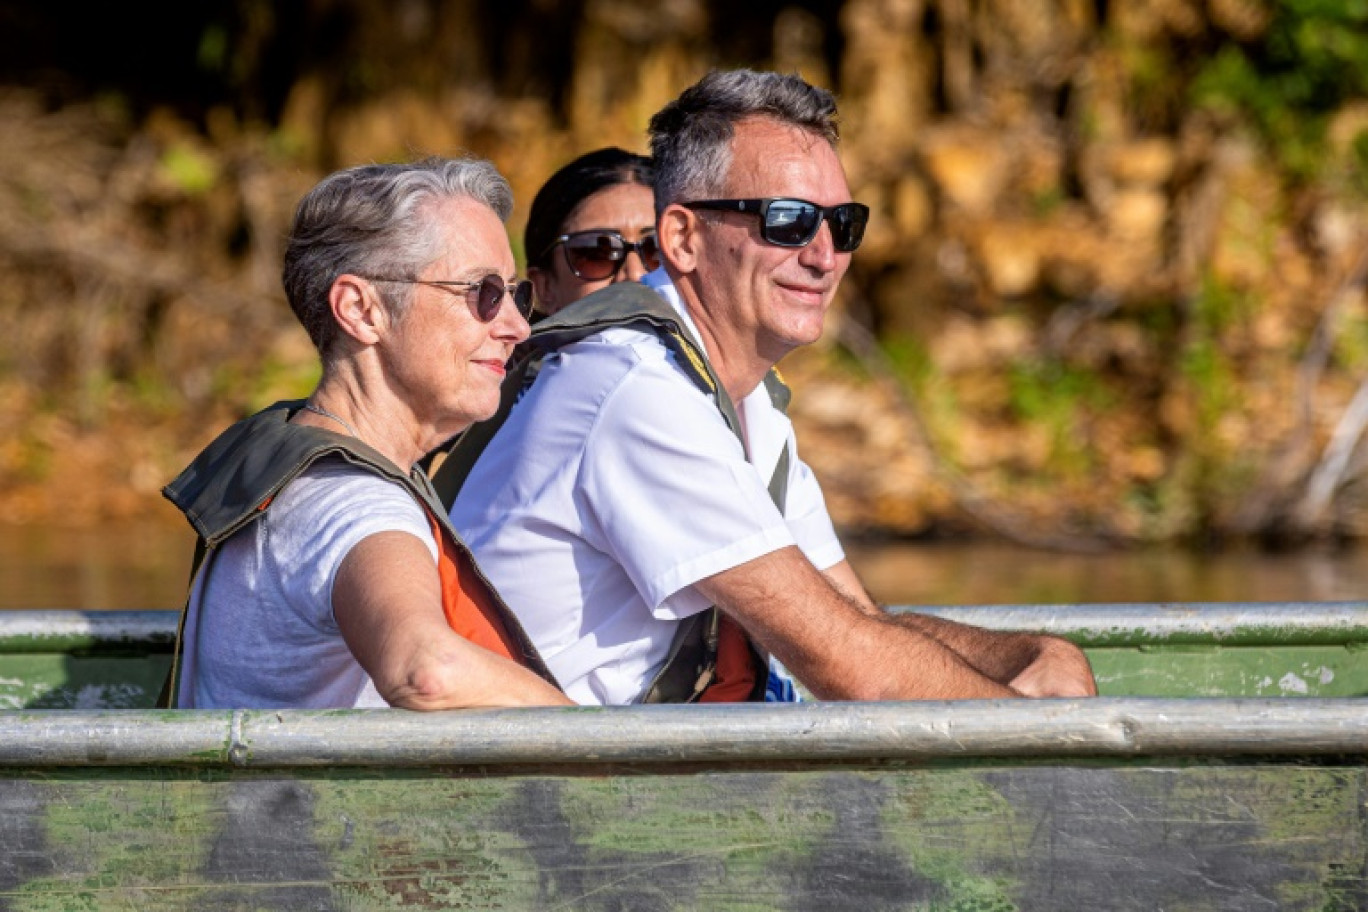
[
  {"left": 1, "top": 698, "right": 1366, "bottom": 768},
  {"left": 4, "top": 603, "right": 1368, "bottom": 652}
]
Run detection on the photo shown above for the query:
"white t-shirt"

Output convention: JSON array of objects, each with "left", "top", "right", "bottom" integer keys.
[
  {"left": 177, "top": 457, "right": 439, "bottom": 709},
  {"left": 451, "top": 273, "right": 843, "bottom": 705}
]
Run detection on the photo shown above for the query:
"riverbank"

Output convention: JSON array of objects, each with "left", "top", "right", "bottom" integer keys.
[{"left": 2, "top": 3, "right": 1366, "bottom": 545}]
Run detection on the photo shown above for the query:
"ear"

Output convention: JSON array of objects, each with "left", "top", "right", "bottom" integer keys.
[
  {"left": 328, "top": 274, "right": 387, "bottom": 346},
  {"left": 528, "top": 266, "right": 558, "bottom": 316},
  {"left": 657, "top": 204, "right": 701, "bottom": 276}
]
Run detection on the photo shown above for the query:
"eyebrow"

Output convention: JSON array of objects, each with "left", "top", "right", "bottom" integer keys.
[{"left": 453, "top": 265, "right": 514, "bottom": 281}]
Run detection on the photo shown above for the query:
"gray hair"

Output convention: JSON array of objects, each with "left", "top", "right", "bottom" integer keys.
[
  {"left": 282, "top": 156, "right": 514, "bottom": 356},
  {"left": 647, "top": 69, "right": 840, "bottom": 211}
]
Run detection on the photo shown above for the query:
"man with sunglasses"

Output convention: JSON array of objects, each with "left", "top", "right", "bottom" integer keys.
[
  {"left": 451, "top": 71, "right": 1096, "bottom": 704},
  {"left": 161, "top": 157, "right": 569, "bottom": 710}
]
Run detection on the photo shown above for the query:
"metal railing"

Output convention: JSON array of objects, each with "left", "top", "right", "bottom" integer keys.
[
  {"left": 1, "top": 699, "right": 1366, "bottom": 767},
  {"left": 5, "top": 602, "right": 1368, "bottom": 651},
  {"left": 3, "top": 604, "right": 1366, "bottom": 769}
]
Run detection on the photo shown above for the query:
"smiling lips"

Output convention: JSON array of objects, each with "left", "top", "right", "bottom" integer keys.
[
  {"left": 474, "top": 357, "right": 508, "bottom": 377},
  {"left": 778, "top": 281, "right": 830, "bottom": 304}
]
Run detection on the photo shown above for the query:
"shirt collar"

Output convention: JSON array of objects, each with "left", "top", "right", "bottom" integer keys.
[
  {"left": 640, "top": 267, "right": 705, "bottom": 352},
  {"left": 640, "top": 270, "right": 790, "bottom": 473}
]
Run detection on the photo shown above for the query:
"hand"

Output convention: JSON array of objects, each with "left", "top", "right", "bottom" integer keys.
[{"left": 1008, "top": 635, "right": 1098, "bottom": 698}]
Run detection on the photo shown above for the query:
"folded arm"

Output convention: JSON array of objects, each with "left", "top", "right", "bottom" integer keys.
[
  {"left": 696, "top": 549, "right": 1096, "bottom": 700},
  {"left": 333, "top": 531, "right": 572, "bottom": 709},
  {"left": 696, "top": 548, "right": 1015, "bottom": 700},
  {"left": 823, "top": 558, "right": 1095, "bottom": 696}
]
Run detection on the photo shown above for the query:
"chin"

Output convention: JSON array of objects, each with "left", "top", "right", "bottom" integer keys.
[
  {"left": 431, "top": 399, "right": 488, "bottom": 437},
  {"left": 467, "top": 393, "right": 504, "bottom": 424},
  {"left": 780, "top": 316, "right": 828, "bottom": 349}
]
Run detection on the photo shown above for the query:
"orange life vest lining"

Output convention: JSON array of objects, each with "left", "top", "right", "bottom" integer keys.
[
  {"left": 423, "top": 511, "right": 523, "bottom": 664},
  {"left": 698, "top": 614, "right": 760, "bottom": 703}
]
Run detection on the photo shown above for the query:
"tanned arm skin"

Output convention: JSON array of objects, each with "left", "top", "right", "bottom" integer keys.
[
  {"left": 333, "top": 532, "right": 573, "bottom": 709},
  {"left": 696, "top": 548, "right": 1096, "bottom": 701},
  {"left": 823, "top": 559, "right": 1097, "bottom": 697}
]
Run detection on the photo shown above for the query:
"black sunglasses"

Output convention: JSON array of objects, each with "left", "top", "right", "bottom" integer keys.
[
  {"left": 682, "top": 198, "right": 870, "bottom": 252},
  {"left": 544, "top": 230, "right": 661, "bottom": 281},
  {"left": 367, "top": 274, "right": 534, "bottom": 322}
]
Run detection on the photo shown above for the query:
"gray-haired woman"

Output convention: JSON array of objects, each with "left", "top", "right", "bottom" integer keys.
[{"left": 162, "top": 157, "right": 570, "bottom": 710}]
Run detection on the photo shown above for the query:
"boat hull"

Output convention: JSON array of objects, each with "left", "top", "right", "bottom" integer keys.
[
  {"left": 4, "top": 757, "right": 1364, "bottom": 910},
  {"left": 2, "top": 701, "right": 1366, "bottom": 911},
  {"left": 1, "top": 604, "right": 1365, "bottom": 909}
]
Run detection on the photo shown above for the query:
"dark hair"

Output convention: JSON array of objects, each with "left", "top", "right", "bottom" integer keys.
[
  {"left": 648, "top": 69, "right": 839, "bottom": 211},
  {"left": 282, "top": 156, "right": 513, "bottom": 357},
  {"left": 524, "top": 147, "right": 654, "bottom": 270}
]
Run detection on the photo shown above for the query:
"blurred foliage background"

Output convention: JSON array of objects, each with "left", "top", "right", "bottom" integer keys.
[{"left": 0, "top": 0, "right": 1366, "bottom": 550}]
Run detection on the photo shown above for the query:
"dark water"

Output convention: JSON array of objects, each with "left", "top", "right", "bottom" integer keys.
[
  {"left": 845, "top": 539, "right": 1368, "bottom": 606},
  {"left": 0, "top": 522, "right": 1363, "bottom": 609},
  {"left": 0, "top": 523, "right": 194, "bottom": 610}
]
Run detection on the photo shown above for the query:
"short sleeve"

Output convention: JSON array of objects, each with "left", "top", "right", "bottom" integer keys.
[
  {"left": 264, "top": 460, "right": 439, "bottom": 631},
  {"left": 734, "top": 377, "right": 844, "bottom": 571},
  {"left": 783, "top": 448, "right": 845, "bottom": 570},
  {"left": 578, "top": 350, "right": 797, "bottom": 620}
]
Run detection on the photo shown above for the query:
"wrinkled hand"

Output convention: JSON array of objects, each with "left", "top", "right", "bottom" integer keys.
[{"left": 1009, "top": 636, "right": 1097, "bottom": 698}]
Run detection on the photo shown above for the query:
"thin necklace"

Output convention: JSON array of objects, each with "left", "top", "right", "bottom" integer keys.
[{"left": 302, "top": 402, "right": 359, "bottom": 439}]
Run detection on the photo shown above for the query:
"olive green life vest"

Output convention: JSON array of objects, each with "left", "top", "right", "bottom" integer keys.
[
  {"left": 428, "top": 281, "right": 793, "bottom": 704},
  {"left": 159, "top": 402, "right": 558, "bottom": 707}
]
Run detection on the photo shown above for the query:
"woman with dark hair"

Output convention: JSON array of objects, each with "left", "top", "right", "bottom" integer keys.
[{"left": 524, "top": 147, "right": 658, "bottom": 315}]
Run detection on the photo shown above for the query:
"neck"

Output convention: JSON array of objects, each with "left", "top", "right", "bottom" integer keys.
[
  {"left": 301, "top": 401, "right": 358, "bottom": 438},
  {"left": 295, "top": 363, "right": 434, "bottom": 471},
  {"left": 674, "top": 280, "right": 778, "bottom": 405}
]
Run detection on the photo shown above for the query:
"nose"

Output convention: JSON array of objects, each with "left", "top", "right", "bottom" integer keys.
[
  {"left": 492, "top": 291, "right": 531, "bottom": 344},
  {"left": 797, "top": 218, "right": 838, "bottom": 273},
  {"left": 614, "top": 249, "right": 649, "bottom": 283}
]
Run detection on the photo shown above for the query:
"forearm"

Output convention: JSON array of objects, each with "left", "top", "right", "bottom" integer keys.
[
  {"left": 334, "top": 532, "right": 572, "bottom": 710},
  {"left": 699, "top": 548, "right": 1018, "bottom": 701},
  {"left": 821, "top": 560, "right": 880, "bottom": 612},
  {"left": 888, "top": 612, "right": 1045, "bottom": 684},
  {"left": 794, "top": 612, "right": 1019, "bottom": 701},
  {"left": 886, "top": 612, "right": 1096, "bottom": 696},
  {"left": 820, "top": 559, "right": 1049, "bottom": 684}
]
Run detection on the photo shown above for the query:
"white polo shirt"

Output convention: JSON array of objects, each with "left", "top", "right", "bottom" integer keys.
[{"left": 451, "top": 273, "right": 843, "bottom": 705}]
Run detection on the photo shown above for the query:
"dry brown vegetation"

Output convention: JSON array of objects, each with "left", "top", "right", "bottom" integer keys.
[{"left": 1, "top": 0, "right": 1366, "bottom": 549}]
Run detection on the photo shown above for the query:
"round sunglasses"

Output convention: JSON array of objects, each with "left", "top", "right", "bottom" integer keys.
[
  {"left": 682, "top": 197, "right": 870, "bottom": 252},
  {"left": 366, "top": 274, "right": 534, "bottom": 322},
  {"left": 544, "top": 229, "right": 662, "bottom": 281}
]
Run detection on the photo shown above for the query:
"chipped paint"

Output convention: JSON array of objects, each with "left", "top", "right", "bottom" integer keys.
[
  {"left": 1279, "top": 672, "right": 1310, "bottom": 694},
  {"left": 0, "top": 764, "right": 1363, "bottom": 909}
]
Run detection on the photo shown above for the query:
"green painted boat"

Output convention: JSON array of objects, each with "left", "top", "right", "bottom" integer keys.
[{"left": 1, "top": 604, "right": 1365, "bottom": 910}]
